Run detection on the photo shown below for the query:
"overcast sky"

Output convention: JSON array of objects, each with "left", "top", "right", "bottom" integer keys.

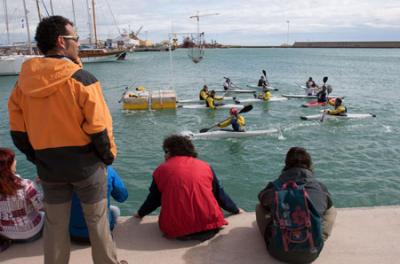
[{"left": 1, "top": 0, "right": 399, "bottom": 45}]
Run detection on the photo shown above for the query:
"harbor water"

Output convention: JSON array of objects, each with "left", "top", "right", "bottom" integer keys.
[{"left": 1, "top": 48, "right": 399, "bottom": 215}]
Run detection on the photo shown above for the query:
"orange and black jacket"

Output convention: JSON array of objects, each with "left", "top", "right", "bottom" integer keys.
[{"left": 8, "top": 56, "right": 117, "bottom": 182}]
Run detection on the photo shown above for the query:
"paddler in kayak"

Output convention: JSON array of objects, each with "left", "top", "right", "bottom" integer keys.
[
  {"left": 199, "top": 85, "right": 209, "bottom": 100},
  {"left": 305, "top": 77, "right": 318, "bottom": 95},
  {"left": 256, "top": 85, "right": 271, "bottom": 101},
  {"left": 206, "top": 90, "right": 223, "bottom": 109},
  {"left": 223, "top": 77, "right": 233, "bottom": 91},
  {"left": 316, "top": 76, "right": 329, "bottom": 103},
  {"left": 258, "top": 75, "right": 269, "bottom": 87},
  {"left": 324, "top": 97, "right": 347, "bottom": 116},
  {"left": 217, "top": 107, "right": 245, "bottom": 132}
]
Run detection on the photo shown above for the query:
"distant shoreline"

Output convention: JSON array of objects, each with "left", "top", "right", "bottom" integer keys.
[{"left": 222, "top": 41, "right": 400, "bottom": 49}]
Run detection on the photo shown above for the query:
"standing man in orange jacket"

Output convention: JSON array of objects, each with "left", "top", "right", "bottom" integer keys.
[{"left": 8, "top": 16, "right": 124, "bottom": 264}]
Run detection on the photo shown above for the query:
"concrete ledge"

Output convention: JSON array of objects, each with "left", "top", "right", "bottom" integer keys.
[{"left": 1, "top": 206, "right": 399, "bottom": 263}]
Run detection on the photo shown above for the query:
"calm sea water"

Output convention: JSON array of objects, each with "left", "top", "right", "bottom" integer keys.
[{"left": 1, "top": 48, "right": 399, "bottom": 215}]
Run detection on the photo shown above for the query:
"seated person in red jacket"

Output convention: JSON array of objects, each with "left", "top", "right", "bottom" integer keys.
[{"left": 134, "top": 134, "right": 243, "bottom": 241}]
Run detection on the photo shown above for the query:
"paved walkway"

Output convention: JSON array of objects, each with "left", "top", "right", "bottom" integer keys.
[{"left": 1, "top": 206, "right": 399, "bottom": 263}]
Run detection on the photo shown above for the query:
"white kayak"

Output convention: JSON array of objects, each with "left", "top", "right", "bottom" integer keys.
[
  {"left": 234, "top": 96, "right": 288, "bottom": 103},
  {"left": 214, "top": 89, "right": 256, "bottom": 94},
  {"left": 300, "top": 113, "right": 376, "bottom": 120},
  {"left": 246, "top": 84, "right": 278, "bottom": 91},
  {"left": 282, "top": 94, "right": 317, "bottom": 99},
  {"left": 178, "top": 104, "right": 245, "bottom": 110},
  {"left": 181, "top": 128, "right": 279, "bottom": 139},
  {"left": 177, "top": 97, "right": 235, "bottom": 104}
]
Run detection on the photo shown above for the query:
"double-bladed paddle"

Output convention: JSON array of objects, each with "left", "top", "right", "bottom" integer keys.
[
  {"left": 199, "top": 104, "right": 253, "bottom": 133},
  {"left": 262, "top": 70, "right": 279, "bottom": 91},
  {"left": 320, "top": 76, "right": 329, "bottom": 122}
]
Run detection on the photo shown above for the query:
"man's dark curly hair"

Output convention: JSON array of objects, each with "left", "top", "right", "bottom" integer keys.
[
  {"left": 283, "top": 147, "right": 313, "bottom": 172},
  {"left": 163, "top": 135, "right": 197, "bottom": 158},
  {"left": 35, "top": 16, "right": 73, "bottom": 54}
]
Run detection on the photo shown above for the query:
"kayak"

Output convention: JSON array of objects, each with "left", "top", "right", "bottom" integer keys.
[
  {"left": 302, "top": 101, "right": 327, "bottom": 108},
  {"left": 214, "top": 89, "right": 256, "bottom": 94},
  {"left": 178, "top": 103, "right": 245, "bottom": 110},
  {"left": 181, "top": 128, "right": 279, "bottom": 139},
  {"left": 300, "top": 113, "right": 376, "bottom": 121},
  {"left": 302, "top": 97, "right": 343, "bottom": 108},
  {"left": 282, "top": 94, "right": 317, "bottom": 99},
  {"left": 177, "top": 97, "right": 235, "bottom": 104},
  {"left": 246, "top": 84, "right": 278, "bottom": 91},
  {"left": 282, "top": 94, "right": 340, "bottom": 99},
  {"left": 234, "top": 96, "right": 288, "bottom": 103}
]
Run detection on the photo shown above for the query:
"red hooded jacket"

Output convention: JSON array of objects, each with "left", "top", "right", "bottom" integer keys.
[{"left": 153, "top": 156, "right": 227, "bottom": 238}]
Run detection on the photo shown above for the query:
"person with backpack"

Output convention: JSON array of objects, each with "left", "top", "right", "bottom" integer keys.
[{"left": 256, "top": 147, "right": 337, "bottom": 264}]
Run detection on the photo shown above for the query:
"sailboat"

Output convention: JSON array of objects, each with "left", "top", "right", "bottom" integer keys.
[
  {"left": 0, "top": 0, "right": 41, "bottom": 76},
  {"left": 79, "top": 0, "right": 127, "bottom": 63}
]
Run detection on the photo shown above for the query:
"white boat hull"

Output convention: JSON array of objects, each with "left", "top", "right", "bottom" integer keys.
[
  {"left": 0, "top": 55, "right": 39, "bottom": 76},
  {"left": 181, "top": 128, "right": 279, "bottom": 139},
  {"left": 300, "top": 113, "right": 376, "bottom": 120},
  {"left": 178, "top": 104, "right": 244, "bottom": 109}
]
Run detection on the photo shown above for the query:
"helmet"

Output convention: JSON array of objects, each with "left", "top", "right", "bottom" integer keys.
[
  {"left": 230, "top": 107, "right": 238, "bottom": 115},
  {"left": 335, "top": 97, "right": 342, "bottom": 106}
]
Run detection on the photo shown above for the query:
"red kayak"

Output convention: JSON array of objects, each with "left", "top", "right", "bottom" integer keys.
[{"left": 302, "top": 98, "right": 338, "bottom": 108}]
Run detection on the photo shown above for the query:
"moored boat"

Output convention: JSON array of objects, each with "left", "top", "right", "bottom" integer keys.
[
  {"left": 0, "top": 54, "right": 40, "bottom": 76},
  {"left": 79, "top": 48, "right": 127, "bottom": 63},
  {"left": 181, "top": 128, "right": 279, "bottom": 139}
]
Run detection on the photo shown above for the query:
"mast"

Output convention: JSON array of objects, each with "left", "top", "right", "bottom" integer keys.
[
  {"left": 86, "top": 0, "right": 93, "bottom": 46},
  {"left": 35, "top": 0, "right": 42, "bottom": 21},
  {"left": 91, "top": 0, "right": 98, "bottom": 48},
  {"left": 71, "top": 0, "right": 77, "bottom": 30},
  {"left": 22, "top": 0, "right": 32, "bottom": 54},
  {"left": 3, "top": 0, "right": 10, "bottom": 44},
  {"left": 49, "top": 0, "right": 54, "bottom": 15}
]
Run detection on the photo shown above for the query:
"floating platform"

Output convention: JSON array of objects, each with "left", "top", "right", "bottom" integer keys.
[{"left": 122, "top": 89, "right": 176, "bottom": 110}]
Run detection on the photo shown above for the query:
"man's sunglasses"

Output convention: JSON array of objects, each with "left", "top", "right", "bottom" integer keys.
[{"left": 61, "top": 35, "right": 79, "bottom": 42}]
